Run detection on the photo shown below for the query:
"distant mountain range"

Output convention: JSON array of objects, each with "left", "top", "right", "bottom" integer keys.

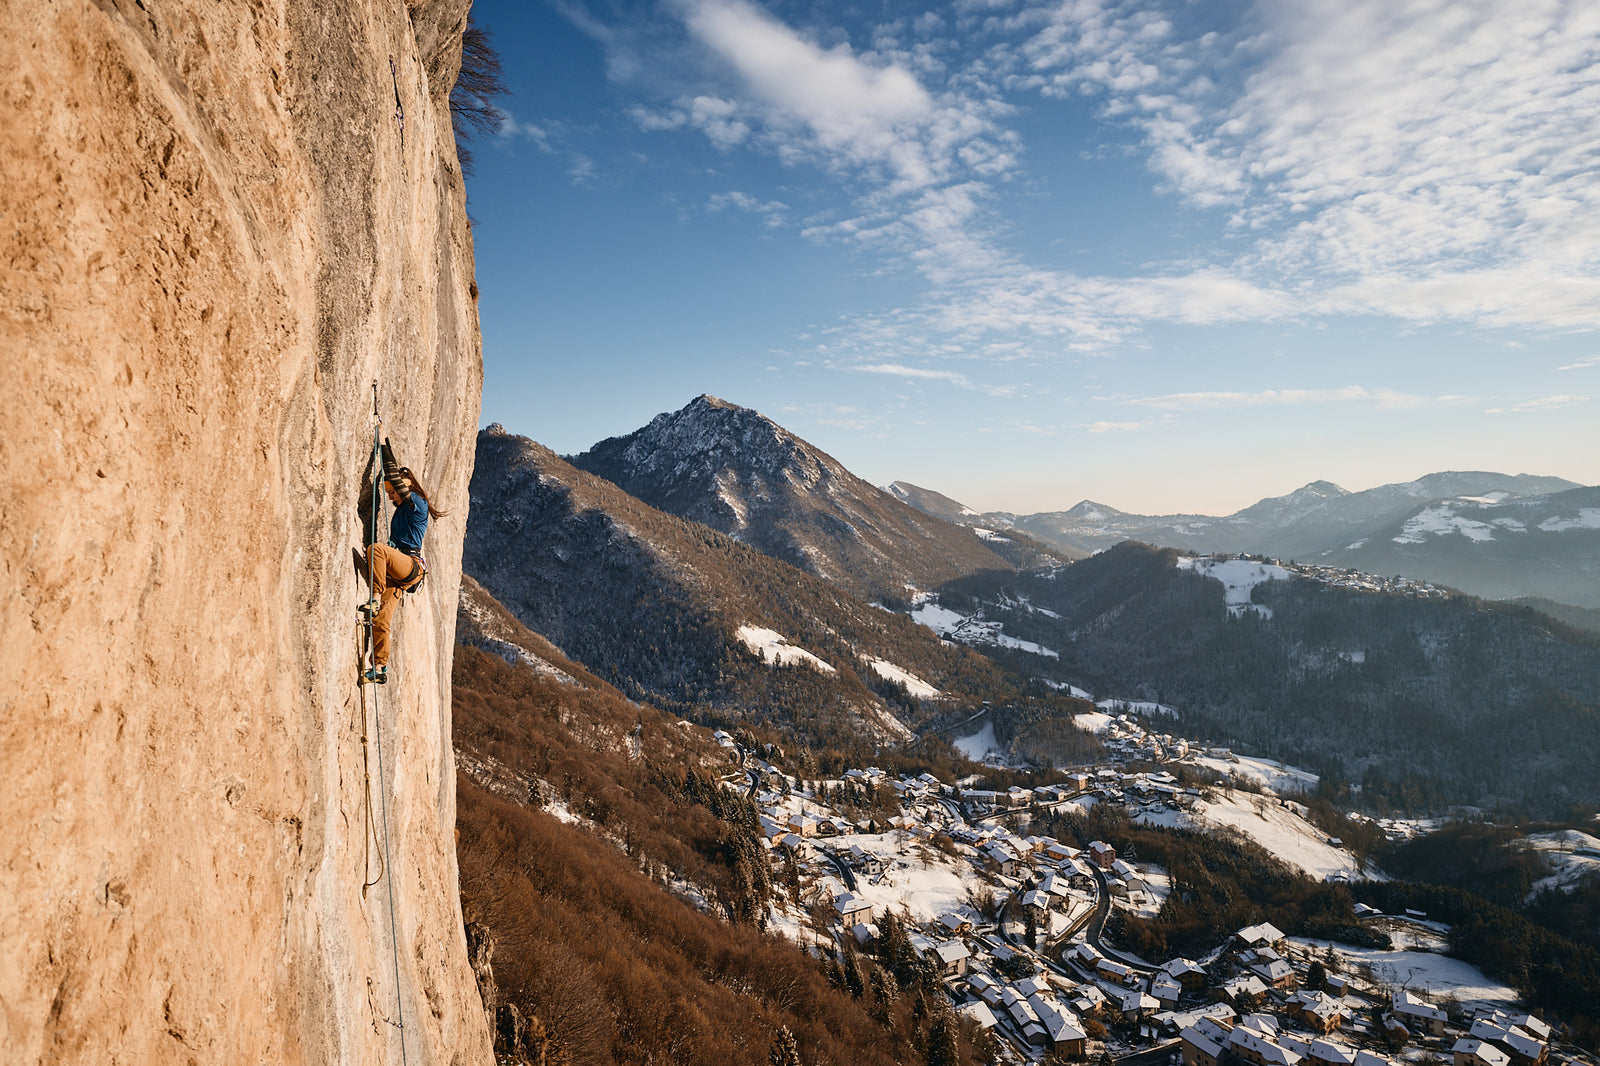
[
  {"left": 466, "top": 399, "right": 1599, "bottom": 814},
  {"left": 929, "top": 542, "right": 1600, "bottom": 816},
  {"left": 569, "top": 395, "right": 1067, "bottom": 603},
  {"left": 890, "top": 472, "right": 1598, "bottom": 607}
]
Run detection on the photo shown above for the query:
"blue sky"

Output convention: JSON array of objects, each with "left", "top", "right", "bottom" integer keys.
[{"left": 466, "top": 0, "right": 1600, "bottom": 515}]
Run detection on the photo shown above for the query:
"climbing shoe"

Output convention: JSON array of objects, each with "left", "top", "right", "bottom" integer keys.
[
  {"left": 365, "top": 665, "right": 388, "bottom": 685},
  {"left": 358, "top": 597, "right": 380, "bottom": 618}
]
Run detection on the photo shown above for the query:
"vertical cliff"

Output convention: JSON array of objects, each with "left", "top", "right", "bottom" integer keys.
[{"left": 1, "top": 1, "right": 491, "bottom": 1062}]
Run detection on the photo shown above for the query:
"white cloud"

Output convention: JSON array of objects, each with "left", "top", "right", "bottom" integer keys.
[
  {"left": 1557, "top": 354, "right": 1600, "bottom": 372},
  {"left": 679, "top": 0, "right": 948, "bottom": 188},
  {"left": 1124, "top": 385, "right": 1427, "bottom": 412},
  {"left": 1513, "top": 394, "right": 1590, "bottom": 411},
  {"left": 1077, "top": 420, "right": 1144, "bottom": 433},
  {"left": 854, "top": 363, "right": 972, "bottom": 386},
  {"left": 1001, "top": 0, "right": 1600, "bottom": 327},
  {"left": 708, "top": 190, "right": 789, "bottom": 226}
]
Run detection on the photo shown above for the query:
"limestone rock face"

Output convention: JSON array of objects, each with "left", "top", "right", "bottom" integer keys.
[{"left": 1, "top": 2, "right": 491, "bottom": 1063}]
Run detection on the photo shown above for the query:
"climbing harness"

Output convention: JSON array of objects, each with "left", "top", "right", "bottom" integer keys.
[
  {"left": 390, "top": 58, "right": 405, "bottom": 149},
  {"left": 360, "top": 380, "right": 408, "bottom": 1064}
]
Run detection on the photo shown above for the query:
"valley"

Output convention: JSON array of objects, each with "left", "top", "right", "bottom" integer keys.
[{"left": 455, "top": 399, "right": 1600, "bottom": 1065}]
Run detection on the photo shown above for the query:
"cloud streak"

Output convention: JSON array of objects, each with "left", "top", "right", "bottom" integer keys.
[{"left": 1124, "top": 386, "right": 1428, "bottom": 412}]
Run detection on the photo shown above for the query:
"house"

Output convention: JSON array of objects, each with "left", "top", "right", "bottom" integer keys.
[
  {"left": 1236, "top": 922, "right": 1286, "bottom": 949},
  {"left": 1032, "top": 997, "right": 1089, "bottom": 1057},
  {"left": 961, "top": 1001, "right": 999, "bottom": 1030},
  {"left": 1088, "top": 840, "right": 1117, "bottom": 869},
  {"left": 1393, "top": 991, "right": 1447, "bottom": 1037},
  {"left": 984, "top": 844, "right": 1020, "bottom": 877},
  {"left": 938, "top": 911, "right": 973, "bottom": 936},
  {"left": 1353, "top": 1053, "right": 1396, "bottom": 1066},
  {"left": 1162, "top": 958, "right": 1208, "bottom": 992},
  {"left": 967, "top": 972, "right": 1003, "bottom": 1007},
  {"left": 1229, "top": 1027, "right": 1301, "bottom": 1066},
  {"left": 833, "top": 892, "right": 873, "bottom": 924},
  {"left": 851, "top": 922, "right": 879, "bottom": 946},
  {"left": 1152, "top": 972, "right": 1184, "bottom": 1008},
  {"left": 1182, "top": 1017, "right": 1235, "bottom": 1066},
  {"left": 1021, "top": 889, "right": 1052, "bottom": 915},
  {"left": 1304, "top": 1039, "right": 1357, "bottom": 1066},
  {"left": 1292, "top": 991, "right": 1347, "bottom": 1034},
  {"left": 1071, "top": 983, "right": 1107, "bottom": 1017},
  {"left": 1469, "top": 1020, "right": 1547, "bottom": 1066},
  {"left": 846, "top": 844, "right": 885, "bottom": 875},
  {"left": 1119, "top": 991, "right": 1160, "bottom": 1020},
  {"left": 1325, "top": 973, "right": 1350, "bottom": 997},
  {"left": 1453, "top": 1040, "right": 1512, "bottom": 1066},
  {"left": 1218, "top": 975, "right": 1269, "bottom": 1006},
  {"left": 1096, "top": 958, "right": 1135, "bottom": 986},
  {"left": 1244, "top": 949, "right": 1297, "bottom": 990},
  {"left": 933, "top": 940, "right": 972, "bottom": 977}
]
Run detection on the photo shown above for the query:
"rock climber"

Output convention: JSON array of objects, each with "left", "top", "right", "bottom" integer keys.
[{"left": 361, "top": 439, "right": 448, "bottom": 684}]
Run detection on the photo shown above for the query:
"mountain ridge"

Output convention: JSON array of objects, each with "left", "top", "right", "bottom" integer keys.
[{"left": 569, "top": 396, "right": 1068, "bottom": 603}]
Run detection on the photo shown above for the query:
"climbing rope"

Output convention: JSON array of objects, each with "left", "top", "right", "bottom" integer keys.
[{"left": 362, "top": 381, "right": 408, "bottom": 1063}]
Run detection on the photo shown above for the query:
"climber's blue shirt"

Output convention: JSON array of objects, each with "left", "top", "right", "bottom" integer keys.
[{"left": 388, "top": 492, "right": 430, "bottom": 556}]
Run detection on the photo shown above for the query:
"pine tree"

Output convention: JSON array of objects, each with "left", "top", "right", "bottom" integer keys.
[
  {"left": 769, "top": 1025, "right": 802, "bottom": 1066},
  {"left": 927, "top": 1010, "right": 960, "bottom": 1066}
]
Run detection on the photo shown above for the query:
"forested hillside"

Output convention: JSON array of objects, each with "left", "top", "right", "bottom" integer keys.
[
  {"left": 452, "top": 595, "right": 993, "bottom": 1066},
  {"left": 466, "top": 427, "right": 1089, "bottom": 754},
  {"left": 932, "top": 543, "right": 1600, "bottom": 815}
]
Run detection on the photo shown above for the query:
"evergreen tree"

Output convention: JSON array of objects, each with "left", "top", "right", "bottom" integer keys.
[
  {"left": 769, "top": 1025, "right": 802, "bottom": 1066},
  {"left": 926, "top": 1010, "right": 960, "bottom": 1066}
]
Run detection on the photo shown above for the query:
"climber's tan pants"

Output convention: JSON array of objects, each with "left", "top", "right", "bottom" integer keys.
[{"left": 366, "top": 544, "right": 420, "bottom": 666}]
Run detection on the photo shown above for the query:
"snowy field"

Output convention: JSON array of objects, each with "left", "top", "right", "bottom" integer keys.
[
  {"left": 1072, "top": 712, "right": 1115, "bottom": 734},
  {"left": 863, "top": 656, "right": 941, "bottom": 699},
  {"left": 736, "top": 624, "right": 836, "bottom": 674},
  {"left": 845, "top": 832, "right": 991, "bottom": 924},
  {"left": 1136, "top": 789, "right": 1372, "bottom": 882},
  {"left": 1177, "top": 556, "right": 1292, "bottom": 617},
  {"left": 911, "top": 603, "right": 1060, "bottom": 658},
  {"left": 1519, "top": 829, "right": 1600, "bottom": 901},
  {"left": 1096, "top": 698, "right": 1179, "bottom": 717},
  {"left": 1190, "top": 753, "right": 1318, "bottom": 796},
  {"left": 1289, "top": 937, "right": 1519, "bottom": 1010},
  {"left": 953, "top": 721, "right": 1003, "bottom": 763}
]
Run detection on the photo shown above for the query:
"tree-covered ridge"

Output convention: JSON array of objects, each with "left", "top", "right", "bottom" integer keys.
[
  {"left": 453, "top": 641, "right": 993, "bottom": 1066},
  {"left": 466, "top": 428, "right": 1094, "bottom": 752},
  {"left": 932, "top": 542, "right": 1600, "bottom": 815}
]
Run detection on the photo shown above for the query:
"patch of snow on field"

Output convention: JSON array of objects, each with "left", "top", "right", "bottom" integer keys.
[
  {"left": 864, "top": 657, "right": 941, "bottom": 699},
  {"left": 954, "top": 721, "right": 1002, "bottom": 762},
  {"left": 1538, "top": 508, "right": 1600, "bottom": 532},
  {"left": 1519, "top": 829, "right": 1600, "bottom": 901},
  {"left": 1290, "top": 937, "right": 1519, "bottom": 1010},
  {"left": 846, "top": 832, "right": 990, "bottom": 924},
  {"left": 1191, "top": 754, "right": 1318, "bottom": 796},
  {"left": 1097, "top": 698, "right": 1178, "bottom": 717},
  {"left": 911, "top": 604, "right": 1059, "bottom": 658},
  {"left": 1190, "top": 791, "right": 1371, "bottom": 882},
  {"left": 1120, "top": 863, "right": 1171, "bottom": 920},
  {"left": 1394, "top": 505, "right": 1496, "bottom": 544},
  {"left": 912, "top": 603, "right": 969, "bottom": 635},
  {"left": 1178, "top": 556, "right": 1291, "bottom": 617},
  {"left": 1043, "top": 679, "right": 1095, "bottom": 699},
  {"left": 1072, "top": 712, "right": 1115, "bottom": 734},
  {"left": 736, "top": 625, "right": 837, "bottom": 674}
]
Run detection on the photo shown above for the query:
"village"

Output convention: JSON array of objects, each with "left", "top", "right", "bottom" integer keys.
[{"left": 708, "top": 726, "right": 1595, "bottom": 1066}]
